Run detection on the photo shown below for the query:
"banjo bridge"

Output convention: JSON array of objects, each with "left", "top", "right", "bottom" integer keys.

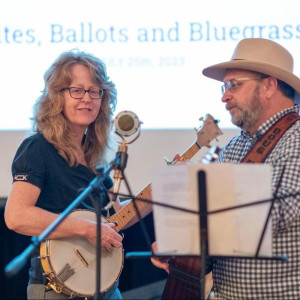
[{"left": 73, "top": 248, "right": 89, "bottom": 267}]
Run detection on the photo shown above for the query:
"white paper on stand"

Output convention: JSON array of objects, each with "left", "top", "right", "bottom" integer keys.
[{"left": 152, "top": 163, "right": 273, "bottom": 257}]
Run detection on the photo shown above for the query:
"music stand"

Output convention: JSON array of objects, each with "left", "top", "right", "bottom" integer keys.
[{"left": 125, "top": 168, "right": 287, "bottom": 300}]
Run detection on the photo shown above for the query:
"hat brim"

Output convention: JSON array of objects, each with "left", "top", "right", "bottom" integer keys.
[{"left": 202, "top": 60, "right": 300, "bottom": 93}]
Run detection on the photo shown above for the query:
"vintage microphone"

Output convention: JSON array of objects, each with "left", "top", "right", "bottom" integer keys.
[{"left": 114, "top": 110, "right": 141, "bottom": 137}]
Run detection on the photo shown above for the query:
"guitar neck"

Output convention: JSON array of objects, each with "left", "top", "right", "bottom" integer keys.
[
  {"left": 108, "top": 143, "right": 201, "bottom": 232},
  {"left": 173, "top": 143, "right": 201, "bottom": 163}
]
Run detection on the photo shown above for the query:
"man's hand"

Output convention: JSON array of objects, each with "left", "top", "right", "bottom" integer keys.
[{"left": 151, "top": 241, "right": 170, "bottom": 273}]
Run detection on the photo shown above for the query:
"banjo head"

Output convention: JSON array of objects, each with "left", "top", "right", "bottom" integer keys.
[{"left": 40, "top": 209, "right": 124, "bottom": 297}]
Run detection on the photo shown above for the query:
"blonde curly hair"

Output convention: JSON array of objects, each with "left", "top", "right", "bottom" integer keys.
[{"left": 33, "top": 50, "right": 117, "bottom": 171}]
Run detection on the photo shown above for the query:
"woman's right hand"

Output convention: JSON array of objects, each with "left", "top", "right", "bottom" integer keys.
[
  {"left": 101, "top": 222, "right": 123, "bottom": 250},
  {"left": 85, "top": 220, "right": 123, "bottom": 251}
]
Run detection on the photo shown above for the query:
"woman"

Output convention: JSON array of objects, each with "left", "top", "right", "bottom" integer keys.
[{"left": 5, "top": 50, "right": 128, "bottom": 299}]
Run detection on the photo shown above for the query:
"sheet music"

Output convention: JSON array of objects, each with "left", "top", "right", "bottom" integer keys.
[
  {"left": 152, "top": 163, "right": 272, "bottom": 256},
  {"left": 152, "top": 164, "right": 200, "bottom": 254}
]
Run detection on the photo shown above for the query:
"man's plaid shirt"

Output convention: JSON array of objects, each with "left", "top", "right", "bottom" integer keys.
[{"left": 213, "top": 105, "right": 300, "bottom": 299}]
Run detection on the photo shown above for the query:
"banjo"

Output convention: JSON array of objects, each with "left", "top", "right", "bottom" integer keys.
[{"left": 39, "top": 113, "right": 223, "bottom": 298}]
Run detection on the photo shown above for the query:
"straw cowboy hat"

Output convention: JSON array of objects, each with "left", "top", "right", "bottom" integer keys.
[{"left": 202, "top": 38, "right": 300, "bottom": 94}]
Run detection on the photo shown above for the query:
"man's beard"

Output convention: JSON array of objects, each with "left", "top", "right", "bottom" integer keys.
[{"left": 231, "top": 87, "right": 263, "bottom": 132}]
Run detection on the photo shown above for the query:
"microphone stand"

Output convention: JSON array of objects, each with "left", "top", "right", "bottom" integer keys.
[{"left": 91, "top": 166, "right": 108, "bottom": 300}]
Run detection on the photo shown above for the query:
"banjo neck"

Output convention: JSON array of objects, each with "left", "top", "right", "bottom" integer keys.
[{"left": 109, "top": 182, "right": 152, "bottom": 232}]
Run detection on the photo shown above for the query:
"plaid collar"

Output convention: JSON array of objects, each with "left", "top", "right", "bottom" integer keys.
[{"left": 240, "top": 105, "right": 299, "bottom": 141}]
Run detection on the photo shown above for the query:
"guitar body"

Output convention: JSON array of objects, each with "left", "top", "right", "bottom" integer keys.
[
  {"left": 162, "top": 258, "right": 213, "bottom": 300},
  {"left": 40, "top": 210, "right": 123, "bottom": 297}
]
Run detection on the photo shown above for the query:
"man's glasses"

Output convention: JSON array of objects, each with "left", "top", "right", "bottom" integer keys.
[
  {"left": 61, "top": 87, "right": 104, "bottom": 100},
  {"left": 221, "top": 77, "right": 266, "bottom": 95}
]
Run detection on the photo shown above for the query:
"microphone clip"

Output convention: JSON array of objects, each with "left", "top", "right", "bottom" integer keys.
[
  {"left": 115, "top": 141, "right": 128, "bottom": 174},
  {"left": 111, "top": 140, "right": 128, "bottom": 202}
]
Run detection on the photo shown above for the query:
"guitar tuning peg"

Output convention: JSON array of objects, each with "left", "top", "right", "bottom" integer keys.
[
  {"left": 194, "top": 127, "right": 198, "bottom": 131},
  {"left": 214, "top": 119, "right": 220, "bottom": 123},
  {"left": 163, "top": 156, "right": 173, "bottom": 165},
  {"left": 199, "top": 117, "right": 204, "bottom": 122}
]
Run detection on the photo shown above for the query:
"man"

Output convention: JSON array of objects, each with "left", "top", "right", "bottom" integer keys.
[
  {"left": 152, "top": 38, "right": 300, "bottom": 299},
  {"left": 201, "top": 38, "right": 300, "bottom": 299}
]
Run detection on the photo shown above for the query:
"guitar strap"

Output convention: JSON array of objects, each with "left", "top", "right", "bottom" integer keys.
[{"left": 241, "top": 112, "right": 300, "bottom": 163}]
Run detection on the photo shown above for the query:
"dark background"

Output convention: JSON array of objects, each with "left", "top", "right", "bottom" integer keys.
[{"left": 0, "top": 199, "right": 167, "bottom": 300}]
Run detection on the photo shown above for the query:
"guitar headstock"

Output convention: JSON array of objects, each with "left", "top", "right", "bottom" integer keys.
[
  {"left": 195, "top": 114, "right": 223, "bottom": 148},
  {"left": 164, "top": 113, "right": 224, "bottom": 165}
]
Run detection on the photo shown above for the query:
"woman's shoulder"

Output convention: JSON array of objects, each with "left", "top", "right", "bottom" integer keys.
[
  {"left": 22, "top": 133, "right": 49, "bottom": 147},
  {"left": 24, "top": 132, "right": 45, "bottom": 143},
  {"left": 16, "top": 133, "right": 52, "bottom": 157},
  {"left": 12, "top": 133, "right": 50, "bottom": 187}
]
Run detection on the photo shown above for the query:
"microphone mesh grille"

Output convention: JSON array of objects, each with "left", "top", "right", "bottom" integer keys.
[{"left": 118, "top": 115, "right": 134, "bottom": 131}]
